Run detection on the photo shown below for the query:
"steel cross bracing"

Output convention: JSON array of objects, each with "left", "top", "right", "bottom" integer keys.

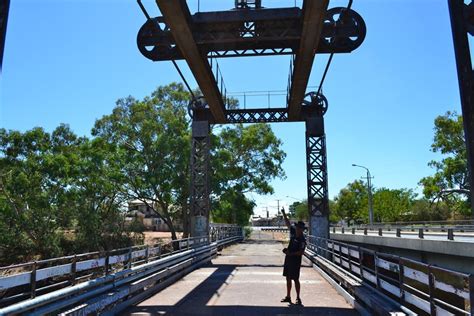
[{"left": 190, "top": 121, "right": 211, "bottom": 237}]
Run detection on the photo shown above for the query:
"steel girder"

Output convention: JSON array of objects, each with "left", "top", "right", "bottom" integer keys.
[
  {"left": 449, "top": 0, "right": 474, "bottom": 216},
  {"left": 155, "top": 0, "right": 226, "bottom": 123}
]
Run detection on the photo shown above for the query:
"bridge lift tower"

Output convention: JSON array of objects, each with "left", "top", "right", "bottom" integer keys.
[{"left": 136, "top": 0, "right": 366, "bottom": 239}]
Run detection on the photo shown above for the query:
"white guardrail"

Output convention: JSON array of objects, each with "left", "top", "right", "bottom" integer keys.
[
  {"left": 305, "top": 236, "right": 474, "bottom": 315},
  {"left": 0, "top": 227, "right": 243, "bottom": 315}
]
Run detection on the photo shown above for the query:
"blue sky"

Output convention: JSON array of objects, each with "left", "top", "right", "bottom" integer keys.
[{"left": 1, "top": 0, "right": 467, "bottom": 217}]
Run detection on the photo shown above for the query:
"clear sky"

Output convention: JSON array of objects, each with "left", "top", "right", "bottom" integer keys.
[{"left": 1, "top": 0, "right": 467, "bottom": 217}]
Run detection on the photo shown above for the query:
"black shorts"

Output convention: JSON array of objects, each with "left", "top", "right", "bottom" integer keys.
[{"left": 283, "top": 255, "right": 302, "bottom": 280}]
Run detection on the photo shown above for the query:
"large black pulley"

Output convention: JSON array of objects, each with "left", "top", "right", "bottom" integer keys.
[
  {"left": 137, "top": 18, "right": 176, "bottom": 61},
  {"left": 188, "top": 96, "right": 208, "bottom": 119},
  {"left": 321, "top": 7, "right": 366, "bottom": 52},
  {"left": 302, "top": 92, "right": 328, "bottom": 116}
]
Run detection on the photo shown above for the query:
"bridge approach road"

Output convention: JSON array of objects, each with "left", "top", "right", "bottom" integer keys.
[{"left": 124, "top": 231, "right": 357, "bottom": 316}]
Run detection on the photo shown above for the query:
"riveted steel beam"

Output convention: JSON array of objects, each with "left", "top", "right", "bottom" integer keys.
[
  {"left": 155, "top": 0, "right": 226, "bottom": 123},
  {"left": 287, "top": 0, "right": 329, "bottom": 121}
]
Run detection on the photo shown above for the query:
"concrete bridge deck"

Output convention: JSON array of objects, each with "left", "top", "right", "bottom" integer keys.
[{"left": 124, "top": 233, "right": 357, "bottom": 316}]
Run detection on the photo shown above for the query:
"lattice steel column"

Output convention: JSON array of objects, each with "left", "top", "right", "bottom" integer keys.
[
  {"left": 305, "top": 115, "right": 329, "bottom": 240},
  {"left": 190, "top": 120, "right": 211, "bottom": 237}
]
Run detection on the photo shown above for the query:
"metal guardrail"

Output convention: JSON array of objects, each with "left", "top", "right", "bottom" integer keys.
[
  {"left": 332, "top": 226, "right": 474, "bottom": 241},
  {"left": 0, "top": 225, "right": 243, "bottom": 315},
  {"left": 306, "top": 235, "right": 474, "bottom": 315}
]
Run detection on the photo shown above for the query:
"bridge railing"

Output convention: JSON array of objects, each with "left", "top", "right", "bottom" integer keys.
[
  {"left": 331, "top": 224, "right": 474, "bottom": 241},
  {"left": 306, "top": 235, "right": 474, "bottom": 315},
  {"left": 0, "top": 225, "right": 242, "bottom": 310}
]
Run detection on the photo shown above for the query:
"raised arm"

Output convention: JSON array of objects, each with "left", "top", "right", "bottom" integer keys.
[{"left": 281, "top": 207, "right": 291, "bottom": 229}]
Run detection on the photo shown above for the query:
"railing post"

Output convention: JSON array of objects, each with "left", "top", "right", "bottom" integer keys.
[
  {"left": 447, "top": 228, "right": 454, "bottom": 240},
  {"left": 128, "top": 247, "right": 133, "bottom": 269},
  {"left": 105, "top": 252, "right": 110, "bottom": 275},
  {"left": 469, "top": 274, "right": 474, "bottom": 316},
  {"left": 145, "top": 246, "right": 150, "bottom": 263},
  {"left": 397, "top": 257, "right": 405, "bottom": 303},
  {"left": 364, "top": 228, "right": 367, "bottom": 235},
  {"left": 357, "top": 247, "right": 363, "bottom": 278},
  {"left": 71, "top": 255, "right": 77, "bottom": 285},
  {"left": 341, "top": 227, "right": 345, "bottom": 234},
  {"left": 352, "top": 228, "right": 355, "bottom": 234},
  {"left": 428, "top": 266, "right": 437, "bottom": 315},
  {"left": 378, "top": 228, "right": 383, "bottom": 236},
  {"left": 374, "top": 253, "right": 380, "bottom": 290},
  {"left": 418, "top": 228, "right": 424, "bottom": 239},
  {"left": 30, "top": 262, "right": 37, "bottom": 298},
  {"left": 333, "top": 227, "right": 336, "bottom": 234},
  {"left": 396, "top": 228, "right": 401, "bottom": 237}
]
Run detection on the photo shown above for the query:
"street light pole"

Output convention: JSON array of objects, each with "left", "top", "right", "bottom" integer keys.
[{"left": 352, "top": 164, "right": 374, "bottom": 225}]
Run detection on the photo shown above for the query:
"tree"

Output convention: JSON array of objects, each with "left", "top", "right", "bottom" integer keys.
[
  {"left": 210, "top": 123, "right": 286, "bottom": 225},
  {"left": 333, "top": 180, "right": 368, "bottom": 224},
  {"left": 93, "top": 84, "right": 286, "bottom": 237},
  {"left": 211, "top": 124, "right": 286, "bottom": 195},
  {"left": 0, "top": 125, "right": 144, "bottom": 264},
  {"left": 0, "top": 125, "right": 82, "bottom": 261},
  {"left": 294, "top": 200, "right": 308, "bottom": 221},
  {"left": 73, "top": 137, "right": 144, "bottom": 252},
  {"left": 372, "top": 188, "right": 415, "bottom": 222},
  {"left": 212, "top": 189, "right": 256, "bottom": 226},
  {"left": 419, "top": 111, "right": 471, "bottom": 218},
  {"left": 92, "top": 83, "right": 191, "bottom": 241}
]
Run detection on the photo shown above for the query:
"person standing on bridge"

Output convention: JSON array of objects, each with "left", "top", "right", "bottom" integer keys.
[{"left": 280, "top": 208, "right": 306, "bottom": 305}]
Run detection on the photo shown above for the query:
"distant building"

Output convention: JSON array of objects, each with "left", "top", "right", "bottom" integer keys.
[
  {"left": 126, "top": 199, "right": 182, "bottom": 231},
  {"left": 251, "top": 215, "right": 284, "bottom": 227}
]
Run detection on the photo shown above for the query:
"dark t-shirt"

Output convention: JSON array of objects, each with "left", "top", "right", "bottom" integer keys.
[{"left": 287, "top": 226, "right": 306, "bottom": 255}]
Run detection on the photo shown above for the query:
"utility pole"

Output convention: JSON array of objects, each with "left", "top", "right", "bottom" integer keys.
[
  {"left": 276, "top": 199, "right": 280, "bottom": 216},
  {"left": 352, "top": 164, "right": 374, "bottom": 225}
]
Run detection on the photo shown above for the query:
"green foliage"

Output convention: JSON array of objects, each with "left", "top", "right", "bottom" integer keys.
[
  {"left": 372, "top": 188, "right": 415, "bottom": 222},
  {"left": 212, "top": 189, "right": 255, "bottom": 226},
  {"left": 333, "top": 180, "right": 368, "bottom": 223},
  {"left": 0, "top": 126, "right": 143, "bottom": 264},
  {"left": 211, "top": 123, "right": 286, "bottom": 196},
  {"left": 92, "top": 83, "right": 191, "bottom": 240},
  {"left": 293, "top": 200, "right": 308, "bottom": 221},
  {"left": 0, "top": 125, "right": 82, "bottom": 261},
  {"left": 209, "top": 123, "right": 285, "bottom": 226},
  {"left": 243, "top": 226, "right": 252, "bottom": 239},
  {"left": 419, "top": 111, "right": 470, "bottom": 217},
  {"left": 332, "top": 181, "right": 416, "bottom": 224}
]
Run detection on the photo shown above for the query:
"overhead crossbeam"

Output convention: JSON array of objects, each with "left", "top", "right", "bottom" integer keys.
[
  {"left": 287, "top": 0, "right": 329, "bottom": 121},
  {"left": 137, "top": 7, "right": 365, "bottom": 61},
  {"left": 155, "top": 0, "right": 226, "bottom": 123}
]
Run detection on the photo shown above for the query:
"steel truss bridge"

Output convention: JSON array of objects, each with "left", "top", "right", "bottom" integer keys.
[{"left": 0, "top": 0, "right": 474, "bottom": 315}]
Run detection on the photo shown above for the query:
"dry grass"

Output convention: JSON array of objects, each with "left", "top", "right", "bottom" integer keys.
[{"left": 143, "top": 231, "right": 183, "bottom": 246}]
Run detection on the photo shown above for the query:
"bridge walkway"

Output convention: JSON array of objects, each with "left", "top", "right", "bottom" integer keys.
[{"left": 124, "top": 231, "right": 357, "bottom": 316}]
